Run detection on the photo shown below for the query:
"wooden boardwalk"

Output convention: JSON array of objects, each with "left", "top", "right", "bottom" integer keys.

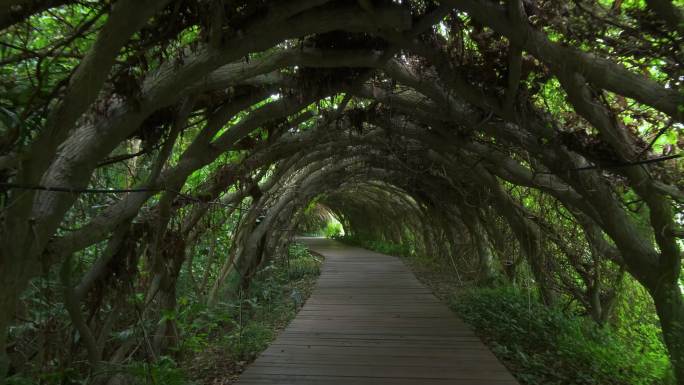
[{"left": 237, "top": 237, "right": 519, "bottom": 385}]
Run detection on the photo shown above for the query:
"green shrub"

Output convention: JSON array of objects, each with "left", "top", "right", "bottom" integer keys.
[
  {"left": 128, "top": 356, "right": 188, "bottom": 385},
  {"left": 324, "top": 221, "right": 343, "bottom": 238},
  {"left": 7, "top": 375, "right": 37, "bottom": 385},
  {"left": 286, "top": 243, "right": 321, "bottom": 279},
  {"left": 451, "top": 286, "right": 673, "bottom": 385},
  {"left": 288, "top": 254, "right": 321, "bottom": 280},
  {"left": 288, "top": 242, "right": 312, "bottom": 259},
  {"left": 337, "top": 234, "right": 415, "bottom": 258},
  {"left": 165, "top": 240, "right": 322, "bottom": 384},
  {"left": 191, "top": 242, "right": 322, "bottom": 361},
  {"left": 612, "top": 277, "right": 672, "bottom": 380},
  {"left": 226, "top": 321, "right": 274, "bottom": 360}
]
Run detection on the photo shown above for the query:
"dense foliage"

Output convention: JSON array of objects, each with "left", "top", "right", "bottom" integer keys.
[
  {"left": 454, "top": 287, "right": 671, "bottom": 385},
  {"left": 340, "top": 235, "right": 673, "bottom": 385},
  {"left": 0, "top": 0, "right": 682, "bottom": 384},
  {"left": 8, "top": 242, "right": 320, "bottom": 385}
]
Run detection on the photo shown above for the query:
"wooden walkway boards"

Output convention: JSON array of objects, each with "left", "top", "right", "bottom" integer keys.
[{"left": 237, "top": 237, "right": 519, "bottom": 385}]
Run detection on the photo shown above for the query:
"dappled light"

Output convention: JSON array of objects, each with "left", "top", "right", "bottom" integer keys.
[{"left": 0, "top": 0, "right": 683, "bottom": 384}]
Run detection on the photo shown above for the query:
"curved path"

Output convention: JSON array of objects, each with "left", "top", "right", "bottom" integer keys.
[{"left": 237, "top": 237, "right": 519, "bottom": 385}]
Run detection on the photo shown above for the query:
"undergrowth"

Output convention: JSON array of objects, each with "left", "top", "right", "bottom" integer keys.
[
  {"left": 336, "top": 235, "right": 673, "bottom": 385},
  {"left": 127, "top": 242, "right": 321, "bottom": 385},
  {"left": 336, "top": 234, "right": 415, "bottom": 258},
  {"left": 452, "top": 287, "right": 673, "bottom": 385}
]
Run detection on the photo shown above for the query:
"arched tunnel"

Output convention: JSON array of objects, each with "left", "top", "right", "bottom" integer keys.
[
  {"left": 0, "top": 1, "right": 682, "bottom": 384},
  {"left": 223, "top": 115, "right": 510, "bottom": 291}
]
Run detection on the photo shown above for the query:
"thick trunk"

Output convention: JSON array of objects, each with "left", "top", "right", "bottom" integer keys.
[
  {"left": 149, "top": 234, "right": 185, "bottom": 357},
  {"left": 0, "top": 245, "right": 41, "bottom": 380},
  {"left": 60, "top": 257, "right": 100, "bottom": 367},
  {"left": 461, "top": 211, "right": 496, "bottom": 285},
  {"left": 206, "top": 252, "right": 238, "bottom": 307},
  {"left": 526, "top": 246, "right": 556, "bottom": 307},
  {"left": 443, "top": 0, "right": 683, "bottom": 120},
  {"left": 474, "top": 230, "right": 495, "bottom": 285},
  {"left": 152, "top": 288, "right": 179, "bottom": 356},
  {"left": 653, "top": 282, "right": 684, "bottom": 382},
  {"left": 0, "top": 303, "right": 10, "bottom": 381},
  {"left": 588, "top": 282, "right": 604, "bottom": 325},
  {"left": 478, "top": 169, "right": 556, "bottom": 304}
]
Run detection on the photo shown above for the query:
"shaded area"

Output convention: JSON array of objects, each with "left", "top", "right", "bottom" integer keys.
[
  {"left": 0, "top": 1, "right": 681, "bottom": 384},
  {"left": 238, "top": 238, "right": 518, "bottom": 385}
]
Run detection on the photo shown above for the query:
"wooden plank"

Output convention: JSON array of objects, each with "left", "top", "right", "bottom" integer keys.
[
  {"left": 238, "top": 375, "right": 517, "bottom": 385},
  {"left": 236, "top": 237, "right": 519, "bottom": 385}
]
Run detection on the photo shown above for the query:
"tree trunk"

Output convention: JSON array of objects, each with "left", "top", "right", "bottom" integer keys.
[
  {"left": 653, "top": 282, "right": 684, "bottom": 382},
  {"left": 463, "top": 213, "right": 496, "bottom": 285},
  {"left": 0, "top": 305, "right": 10, "bottom": 381}
]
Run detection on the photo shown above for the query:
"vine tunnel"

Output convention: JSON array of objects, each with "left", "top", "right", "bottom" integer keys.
[{"left": 0, "top": 0, "right": 683, "bottom": 384}]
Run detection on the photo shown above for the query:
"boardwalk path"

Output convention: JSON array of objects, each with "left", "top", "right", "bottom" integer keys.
[{"left": 237, "top": 237, "right": 519, "bottom": 385}]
